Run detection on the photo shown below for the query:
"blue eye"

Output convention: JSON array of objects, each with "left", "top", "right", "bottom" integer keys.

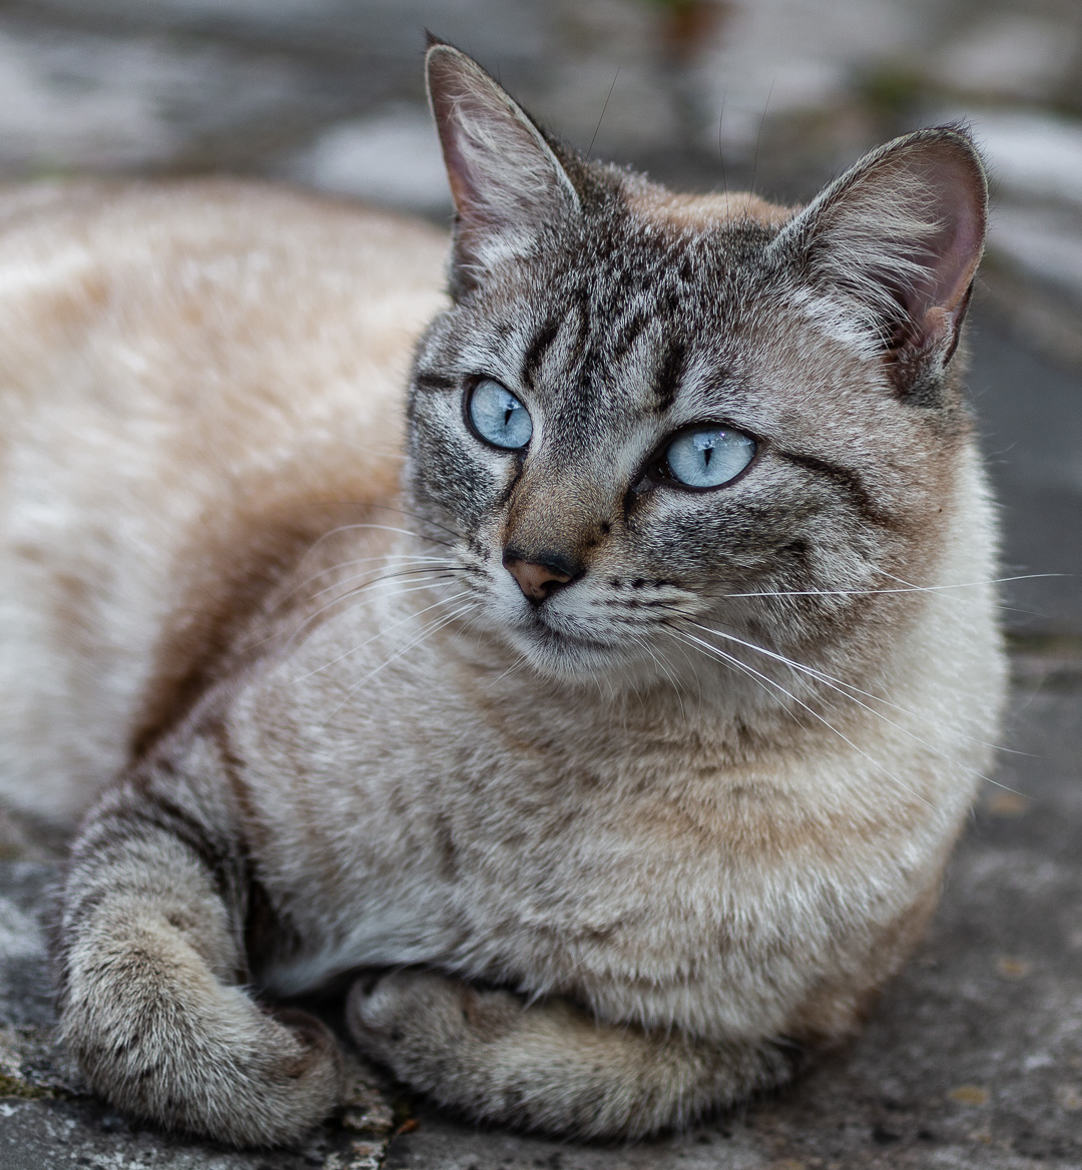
[
  {"left": 466, "top": 379, "right": 533, "bottom": 450},
  {"left": 664, "top": 425, "right": 756, "bottom": 489}
]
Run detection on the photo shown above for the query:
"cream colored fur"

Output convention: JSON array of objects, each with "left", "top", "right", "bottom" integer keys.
[{"left": 0, "top": 180, "right": 446, "bottom": 832}]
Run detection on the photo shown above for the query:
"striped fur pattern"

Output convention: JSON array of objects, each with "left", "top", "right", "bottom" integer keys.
[{"left": 1, "top": 43, "right": 1004, "bottom": 1145}]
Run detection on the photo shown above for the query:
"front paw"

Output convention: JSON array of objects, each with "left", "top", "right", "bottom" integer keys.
[{"left": 346, "top": 969, "right": 519, "bottom": 1079}]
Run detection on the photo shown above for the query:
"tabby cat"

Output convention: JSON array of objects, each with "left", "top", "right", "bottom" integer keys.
[{"left": 0, "top": 41, "right": 1003, "bottom": 1146}]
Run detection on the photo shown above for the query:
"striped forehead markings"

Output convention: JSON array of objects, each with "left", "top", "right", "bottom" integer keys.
[
  {"left": 652, "top": 338, "right": 686, "bottom": 413},
  {"left": 610, "top": 308, "right": 648, "bottom": 365},
  {"left": 514, "top": 258, "right": 699, "bottom": 417},
  {"left": 519, "top": 316, "right": 561, "bottom": 391},
  {"left": 518, "top": 287, "right": 593, "bottom": 391}
]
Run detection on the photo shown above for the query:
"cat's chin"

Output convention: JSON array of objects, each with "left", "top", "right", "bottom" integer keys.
[{"left": 506, "top": 622, "right": 636, "bottom": 684}]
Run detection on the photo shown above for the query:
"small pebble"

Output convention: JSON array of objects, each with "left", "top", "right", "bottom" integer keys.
[
  {"left": 996, "top": 955, "right": 1034, "bottom": 979},
  {"left": 949, "top": 1085, "right": 990, "bottom": 1106}
]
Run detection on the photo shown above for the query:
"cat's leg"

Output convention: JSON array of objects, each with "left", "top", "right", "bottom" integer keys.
[
  {"left": 347, "top": 969, "right": 794, "bottom": 1138},
  {"left": 56, "top": 747, "right": 342, "bottom": 1147}
]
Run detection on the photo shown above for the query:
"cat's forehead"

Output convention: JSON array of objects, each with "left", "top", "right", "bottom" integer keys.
[
  {"left": 624, "top": 187, "right": 797, "bottom": 234},
  {"left": 575, "top": 192, "right": 789, "bottom": 300},
  {"left": 470, "top": 209, "right": 789, "bottom": 424},
  {"left": 443, "top": 181, "right": 882, "bottom": 467}
]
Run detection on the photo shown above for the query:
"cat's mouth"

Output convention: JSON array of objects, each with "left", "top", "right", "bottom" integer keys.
[
  {"left": 531, "top": 620, "right": 611, "bottom": 653},
  {"left": 509, "top": 612, "right": 625, "bottom": 677}
]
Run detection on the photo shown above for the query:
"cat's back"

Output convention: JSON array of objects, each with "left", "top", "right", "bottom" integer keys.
[
  {"left": 0, "top": 179, "right": 447, "bottom": 424},
  {"left": 0, "top": 181, "right": 448, "bottom": 833}
]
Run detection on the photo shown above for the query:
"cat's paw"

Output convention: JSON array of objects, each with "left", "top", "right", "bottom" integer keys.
[
  {"left": 62, "top": 963, "right": 344, "bottom": 1146},
  {"left": 344, "top": 967, "right": 777, "bottom": 1139},
  {"left": 346, "top": 968, "right": 521, "bottom": 1074}
]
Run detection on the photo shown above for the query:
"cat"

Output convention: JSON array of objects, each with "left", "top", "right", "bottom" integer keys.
[{"left": 0, "top": 39, "right": 1004, "bottom": 1146}]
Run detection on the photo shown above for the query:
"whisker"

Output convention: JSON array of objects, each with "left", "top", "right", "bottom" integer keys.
[
  {"left": 639, "top": 637, "right": 689, "bottom": 723},
  {"left": 365, "top": 501, "right": 466, "bottom": 550},
  {"left": 664, "top": 623, "right": 937, "bottom": 809},
  {"left": 750, "top": 78, "right": 774, "bottom": 197},
  {"left": 687, "top": 618, "right": 1024, "bottom": 792},
  {"left": 322, "top": 598, "right": 483, "bottom": 723},
  {"left": 299, "top": 524, "right": 460, "bottom": 584},
  {"left": 721, "top": 572, "right": 1061, "bottom": 601},
  {"left": 317, "top": 521, "right": 455, "bottom": 546},
  {"left": 293, "top": 588, "right": 473, "bottom": 683},
  {"left": 587, "top": 67, "right": 620, "bottom": 161},
  {"left": 281, "top": 565, "right": 465, "bottom": 651},
  {"left": 305, "top": 562, "right": 466, "bottom": 603},
  {"left": 483, "top": 652, "right": 531, "bottom": 690},
  {"left": 660, "top": 625, "right": 792, "bottom": 714},
  {"left": 287, "top": 553, "right": 458, "bottom": 601},
  {"left": 875, "top": 568, "right": 1065, "bottom": 619},
  {"left": 293, "top": 519, "right": 431, "bottom": 569}
]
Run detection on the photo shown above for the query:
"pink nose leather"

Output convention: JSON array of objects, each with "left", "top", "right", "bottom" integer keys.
[{"left": 503, "top": 557, "right": 573, "bottom": 603}]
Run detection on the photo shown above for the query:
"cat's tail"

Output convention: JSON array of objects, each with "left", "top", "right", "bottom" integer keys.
[{"left": 55, "top": 762, "right": 342, "bottom": 1147}]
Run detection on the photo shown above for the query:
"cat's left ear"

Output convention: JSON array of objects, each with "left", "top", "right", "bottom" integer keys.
[
  {"left": 774, "top": 127, "right": 987, "bottom": 392},
  {"left": 425, "top": 40, "right": 581, "bottom": 289}
]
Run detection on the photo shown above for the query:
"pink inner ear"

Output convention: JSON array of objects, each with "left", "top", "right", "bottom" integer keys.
[
  {"left": 426, "top": 46, "right": 577, "bottom": 244},
  {"left": 426, "top": 54, "right": 492, "bottom": 221},
  {"left": 889, "top": 141, "right": 987, "bottom": 353},
  {"left": 786, "top": 129, "right": 989, "bottom": 363},
  {"left": 801, "top": 131, "right": 989, "bottom": 361}
]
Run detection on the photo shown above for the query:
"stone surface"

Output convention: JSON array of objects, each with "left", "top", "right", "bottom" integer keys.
[{"left": 0, "top": 0, "right": 1080, "bottom": 1166}]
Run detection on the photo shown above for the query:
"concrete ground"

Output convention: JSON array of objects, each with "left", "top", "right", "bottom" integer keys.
[{"left": 0, "top": 2, "right": 1079, "bottom": 1167}]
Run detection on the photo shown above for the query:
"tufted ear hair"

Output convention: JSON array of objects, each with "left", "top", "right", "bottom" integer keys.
[
  {"left": 425, "top": 39, "right": 580, "bottom": 291},
  {"left": 773, "top": 127, "right": 988, "bottom": 395}
]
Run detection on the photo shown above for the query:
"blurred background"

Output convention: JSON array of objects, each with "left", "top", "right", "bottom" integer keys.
[{"left": 1, "top": 0, "right": 1077, "bottom": 639}]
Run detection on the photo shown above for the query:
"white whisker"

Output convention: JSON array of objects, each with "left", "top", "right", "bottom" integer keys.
[
  {"left": 660, "top": 625, "right": 794, "bottom": 714},
  {"left": 322, "top": 598, "right": 482, "bottom": 723},
  {"left": 683, "top": 618, "right": 1024, "bottom": 794},
  {"left": 293, "top": 589, "right": 473, "bottom": 683},
  {"left": 295, "top": 520, "right": 424, "bottom": 568},
  {"left": 281, "top": 566, "right": 464, "bottom": 652},
  {"left": 635, "top": 635, "right": 689, "bottom": 723},
  {"left": 665, "top": 623, "right": 937, "bottom": 809},
  {"left": 290, "top": 552, "right": 458, "bottom": 597},
  {"left": 365, "top": 501, "right": 468, "bottom": 549},
  {"left": 306, "top": 562, "right": 465, "bottom": 603},
  {"left": 483, "top": 653, "right": 531, "bottom": 690},
  {"left": 722, "top": 572, "right": 1060, "bottom": 601}
]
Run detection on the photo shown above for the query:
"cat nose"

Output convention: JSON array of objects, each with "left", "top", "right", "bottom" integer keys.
[{"left": 502, "top": 550, "right": 580, "bottom": 604}]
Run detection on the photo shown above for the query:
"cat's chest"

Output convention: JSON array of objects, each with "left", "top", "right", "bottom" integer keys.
[
  {"left": 255, "top": 706, "right": 741, "bottom": 987},
  {"left": 243, "top": 641, "right": 803, "bottom": 995},
  {"left": 440, "top": 729, "right": 731, "bottom": 897},
  {"left": 362, "top": 728, "right": 745, "bottom": 977}
]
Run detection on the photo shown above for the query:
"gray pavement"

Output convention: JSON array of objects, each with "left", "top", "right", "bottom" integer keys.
[{"left": 0, "top": 1, "right": 1079, "bottom": 1167}]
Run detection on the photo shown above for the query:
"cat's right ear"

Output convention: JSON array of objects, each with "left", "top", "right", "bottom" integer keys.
[{"left": 425, "top": 41, "right": 580, "bottom": 289}]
